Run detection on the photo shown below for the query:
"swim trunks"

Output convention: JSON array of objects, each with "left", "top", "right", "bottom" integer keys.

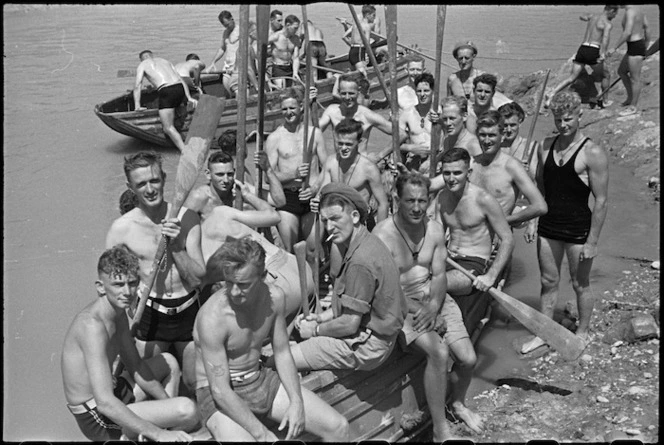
[
  {"left": 627, "top": 39, "right": 647, "bottom": 57},
  {"left": 446, "top": 253, "right": 490, "bottom": 277},
  {"left": 574, "top": 43, "right": 601, "bottom": 65},
  {"left": 307, "top": 40, "right": 331, "bottom": 79},
  {"left": 538, "top": 137, "right": 592, "bottom": 244},
  {"left": 349, "top": 45, "right": 367, "bottom": 67},
  {"left": 278, "top": 187, "right": 311, "bottom": 216},
  {"left": 135, "top": 289, "right": 200, "bottom": 343},
  {"left": 272, "top": 63, "right": 294, "bottom": 87},
  {"left": 196, "top": 365, "right": 281, "bottom": 426},
  {"left": 67, "top": 376, "right": 135, "bottom": 441},
  {"left": 157, "top": 83, "right": 186, "bottom": 109}
]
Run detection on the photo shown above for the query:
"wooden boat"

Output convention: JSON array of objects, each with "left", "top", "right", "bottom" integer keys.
[{"left": 94, "top": 51, "right": 416, "bottom": 148}]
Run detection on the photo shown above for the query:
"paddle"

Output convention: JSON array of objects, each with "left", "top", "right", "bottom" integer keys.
[
  {"left": 347, "top": 4, "right": 392, "bottom": 103},
  {"left": 255, "top": 4, "right": 270, "bottom": 201},
  {"left": 385, "top": 5, "right": 400, "bottom": 168},
  {"left": 428, "top": 5, "right": 447, "bottom": 179},
  {"left": 446, "top": 257, "right": 587, "bottom": 361},
  {"left": 234, "top": 4, "right": 250, "bottom": 210},
  {"left": 117, "top": 69, "right": 225, "bottom": 78},
  {"left": 129, "top": 94, "right": 226, "bottom": 334},
  {"left": 300, "top": 5, "right": 313, "bottom": 194},
  {"left": 294, "top": 241, "right": 310, "bottom": 317}
]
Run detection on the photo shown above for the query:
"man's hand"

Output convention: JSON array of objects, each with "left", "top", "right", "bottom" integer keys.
[
  {"left": 309, "top": 195, "right": 320, "bottom": 213},
  {"left": 413, "top": 300, "right": 439, "bottom": 333},
  {"left": 309, "top": 86, "right": 318, "bottom": 101},
  {"left": 234, "top": 179, "right": 252, "bottom": 198},
  {"left": 297, "top": 319, "right": 318, "bottom": 339},
  {"left": 254, "top": 151, "right": 270, "bottom": 172},
  {"left": 188, "top": 97, "right": 198, "bottom": 108},
  {"left": 135, "top": 106, "right": 147, "bottom": 111},
  {"left": 299, "top": 187, "right": 314, "bottom": 201},
  {"left": 473, "top": 272, "right": 496, "bottom": 292},
  {"left": 580, "top": 242, "right": 598, "bottom": 261},
  {"left": 155, "top": 429, "right": 193, "bottom": 442},
  {"left": 279, "top": 399, "right": 305, "bottom": 440},
  {"left": 297, "top": 163, "right": 310, "bottom": 180},
  {"left": 427, "top": 109, "right": 440, "bottom": 124},
  {"left": 161, "top": 218, "right": 184, "bottom": 250},
  {"left": 524, "top": 221, "right": 537, "bottom": 244}
]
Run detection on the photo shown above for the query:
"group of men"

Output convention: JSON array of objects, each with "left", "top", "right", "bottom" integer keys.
[{"left": 63, "top": 4, "right": 621, "bottom": 442}]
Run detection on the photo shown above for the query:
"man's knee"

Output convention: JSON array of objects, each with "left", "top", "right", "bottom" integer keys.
[
  {"left": 452, "top": 341, "right": 476, "bottom": 368},
  {"left": 175, "top": 397, "right": 199, "bottom": 425}
]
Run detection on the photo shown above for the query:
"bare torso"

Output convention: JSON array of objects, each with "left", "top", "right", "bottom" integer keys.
[
  {"left": 324, "top": 154, "right": 377, "bottom": 205},
  {"left": 443, "top": 128, "right": 482, "bottom": 157},
  {"left": 266, "top": 124, "right": 318, "bottom": 189},
  {"left": 623, "top": 6, "right": 648, "bottom": 41},
  {"left": 272, "top": 31, "right": 299, "bottom": 65},
  {"left": 469, "top": 152, "right": 519, "bottom": 216},
  {"left": 139, "top": 57, "right": 182, "bottom": 88},
  {"left": 582, "top": 13, "right": 609, "bottom": 46}
]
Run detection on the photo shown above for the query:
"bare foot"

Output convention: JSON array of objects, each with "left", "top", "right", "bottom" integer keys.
[
  {"left": 621, "top": 100, "right": 632, "bottom": 107},
  {"left": 576, "top": 331, "right": 591, "bottom": 344},
  {"left": 452, "top": 403, "right": 484, "bottom": 434},
  {"left": 521, "top": 336, "right": 547, "bottom": 354}
]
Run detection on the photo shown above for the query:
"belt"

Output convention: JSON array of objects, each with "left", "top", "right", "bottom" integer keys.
[
  {"left": 230, "top": 367, "right": 260, "bottom": 384},
  {"left": 67, "top": 398, "right": 97, "bottom": 415},
  {"left": 146, "top": 290, "right": 199, "bottom": 315},
  {"left": 582, "top": 42, "right": 600, "bottom": 49},
  {"left": 351, "top": 44, "right": 364, "bottom": 48}
]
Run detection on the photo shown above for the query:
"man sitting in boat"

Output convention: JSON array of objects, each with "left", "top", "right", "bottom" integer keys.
[
  {"left": 466, "top": 73, "right": 513, "bottom": 135},
  {"left": 269, "top": 14, "right": 302, "bottom": 89},
  {"left": 289, "top": 183, "right": 408, "bottom": 372},
  {"left": 373, "top": 172, "right": 480, "bottom": 440},
  {"left": 174, "top": 53, "right": 206, "bottom": 97},
  {"left": 193, "top": 238, "right": 349, "bottom": 442},
  {"left": 133, "top": 50, "right": 197, "bottom": 153},
  {"left": 61, "top": 245, "right": 198, "bottom": 441}
]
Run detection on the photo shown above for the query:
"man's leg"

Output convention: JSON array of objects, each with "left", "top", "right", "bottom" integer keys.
[
  {"left": 174, "top": 340, "right": 196, "bottom": 396},
  {"left": 446, "top": 270, "right": 474, "bottom": 296},
  {"left": 546, "top": 63, "right": 584, "bottom": 106},
  {"left": 617, "top": 54, "right": 632, "bottom": 105},
  {"left": 127, "top": 396, "right": 199, "bottom": 434},
  {"left": 564, "top": 243, "right": 594, "bottom": 338},
  {"left": 448, "top": 337, "right": 483, "bottom": 434},
  {"left": 158, "top": 108, "right": 186, "bottom": 152},
  {"left": 277, "top": 210, "right": 300, "bottom": 252},
  {"left": 269, "top": 383, "right": 350, "bottom": 442},
  {"left": 626, "top": 54, "right": 644, "bottom": 107},
  {"left": 205, "top": 408, "right": 255, "bottom": 441},
  {"left": 411, "top": 332, "right": 453, "bottom": 441},
  {"left": 134, "top": 339, "right": 168, "bottom": 360},
  {"left": 521, "top": 236, "right": 565, "bottom": 353},
  {"left": 130, "top": 352, "right": 182, "bottom": 400}
]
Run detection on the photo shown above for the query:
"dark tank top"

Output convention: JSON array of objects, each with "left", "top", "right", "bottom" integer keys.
[{"left": 537, "top": 136, "right": 592, "bottom": 244}]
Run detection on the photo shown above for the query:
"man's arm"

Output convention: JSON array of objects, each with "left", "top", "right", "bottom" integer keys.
[
  {"left": 318, "top": 107, "right": 333, "bottom": 133},
  {"left": 205, "top": 38, "right": 227, "bottom": 72},
  {"left": 197, "top": 316, "right": 276, "bottom": 441},
  {"left": 228, "top": 182, "right": 281, "bottom": 227},
  {"left": 581, "top": 142, "right": 609, "bottom": 260},
  {"left": 291, "top": 38, "right": 301, "bottom": 81},
  {"left": 506, "top": 158, "right": 548, "bottom": 226},
  {"left": 342, "top": 26, "right": 353, "bottom": 46},
  {"left": 365, "top": 107, "right": 394, "bottom": 135},
  {"left": 600, "top": 20, "right": 613, "bottom": 59},
  {"left": 255, "top": 151, "right": 286, "bottom": 207},
  {"left": 414, "top": 226, "right": 447, "bottom": 332},
  {"left": 365, "top": 161, "right": 390, "bottom": 221},
  {"left": 477, "top": 191, "right": 515, "bottom": 291},
  {"left": 133, "top": 63, "right": 146, "bottom": 110},
  {"left": 164, "top": 213, "right": 206, "bottom": 288}
]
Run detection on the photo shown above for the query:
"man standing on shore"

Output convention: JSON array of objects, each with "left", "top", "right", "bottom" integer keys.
[
  {"left": 522, "top": 91, "right": 608, "bottom": 354},
  {"left": 133, "top": 50, "right": 197, "bottom": 152},
  {"left": 606, "top": 5, "right": 651, "bottom": 116}
]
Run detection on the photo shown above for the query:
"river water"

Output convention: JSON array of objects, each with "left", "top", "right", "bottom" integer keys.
[{"left": 3, "top": 4, "right": 659, "bottom": 441}]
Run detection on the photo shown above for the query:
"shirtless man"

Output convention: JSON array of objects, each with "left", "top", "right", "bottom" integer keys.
[
  {"left": 498, "top": 102, "right": 539, "bottom": 178},
  {"left": 105, "top": 152, "right": 205, "bottom": 388},
  {"left": 466, "top": 73, "right": 512, "bottom": 135},
  {"left": 606, "top": 5, "right": 651, "bottom": 115},
  {"left": 204, "top": 11, "right": 242, "bottom": 97},
  {"left": 397, "top": 72, "right": 436, "bottom": 172},
  {"left": 342, "top": 4, "right": 379, "bottom": 77},
  {"left": 438, "top": 147, "right": 514, "bottom": 296},
  {"left": 265, "top": 88, "right": 326, "bottom": 252},
  {"left": 133, "top": 50, "right": 197, "bottom": 153},
  {"left": 470, "top": 110, "right": 548, "bottom": 229},
  {"left": 269, "top": 14, "right": 302, "bottom": 89},
  {"left": 175, "top": 53, "right": 206, "bottom": 96},
  {"left": 319, "top": 73, "right": 394, "bottom": 157},
  {"left": 316, "top": 118, "right": 389, "bottom": 230},
  {"left": 521, "top": 91, "right": 609, "bottom": 354},
  {"left": 300, "top": 19, "right": 333, "bottom": 81},
  {"left": 61, "top": 246, "right": 197, "bottom": 441},
  {"left": 546, "top": 5, "right": 618, "bottom": 108},
  {"left": 397, "top": 57, "right": 425, "bottom": 111},
  {"left": 269, "top": 9, "right": 284, "bottom": 36},
  {"left": 193, "top": 238, "right": 349, "bottom": 441},
  {"left": 373, "top": 173, "right": 484, "bottom": 438}
]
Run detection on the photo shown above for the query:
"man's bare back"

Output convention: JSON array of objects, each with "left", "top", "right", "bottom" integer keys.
[{"left": 138, "top": 57, "right": 182, "bottom": 89}]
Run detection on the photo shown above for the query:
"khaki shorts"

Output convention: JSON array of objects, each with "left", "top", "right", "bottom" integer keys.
[
  {"left": 290, "top": 329, "right": 397, "bottom": 371},
  {"left": 400, "top": 294, "right": 469, "bottom": 346}
]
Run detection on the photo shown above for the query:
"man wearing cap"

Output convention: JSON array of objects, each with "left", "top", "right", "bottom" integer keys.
[{"left": 289, "top": 182, "right": 408, "bottom": 372}]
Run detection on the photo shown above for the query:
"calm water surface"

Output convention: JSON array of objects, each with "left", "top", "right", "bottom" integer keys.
[{"left": 3, "top": 4, "right": 659, "bottom": 440}]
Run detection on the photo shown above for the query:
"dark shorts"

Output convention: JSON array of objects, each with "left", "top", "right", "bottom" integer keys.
[
  {"left": 135, "top": 291, "right": 199, "bottom": 343},
  {"left": 308, "top": 40, "right": 328, "bottom": 63},
  {"left": 196, "top": 366, "right": 281, "bottom": 426},
  {"left": 272, "top": 63, "right": 294, "bottom": 86},
  {"left": 157, "top": 83, "right": 186, "bottom": 109},
  {"left": 538, "top": 210, "right": 591, "bottom": 244},
  {"left": 627, "top": 39, "right": 647, "bottom": 57},
  {"left": 349, "top": 46, "right": 367, "bottom": 66},
  {"left": 574, "top": 44, "right": 601, "bottom": 65},
  {"left": 278, "top": 188, "right": 311, "bottom": 216},
  {"left": 446, "top": 254, "right": 490, "bottom": 277}
]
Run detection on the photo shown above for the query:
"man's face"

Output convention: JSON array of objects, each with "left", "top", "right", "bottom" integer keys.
[
  {"left": 407, "top": 62, "right": 424, "bottom": 83},
  {"left": 339, "top": 81, "right": 359, "bottom": 108},
  {"left": 96, "top": 271, "right": 140, "bottom": 311},
  {"left": 441, "top": 104, "right": 465, "bottom": 136},
  {"left": 397, "top": 183, "right": 429, "bottom": 225},
  {"left": 127, "top": 164, "right": 165, "bottom": 209},
  {"left": 280, "top": 97, "right": 302, "bottom": 125},
  {"left": 442, "top": 160, "right": 470, "bottom": 193},
  {"left": 502, "top": 115, "right": 521, "bottom": 145},
  {"left": 221, "top": 17, "right": 233, "bottom": 28},
  {"left": 416, "top": 81, "right": 433, "bottom": 106},
  {"left": 335, "top": 132, "right": 361, "bottom": 161},
  {"left": 477, "top": 124, "right": 503, "bottom": 155},
  {"left": 553, "top": 110, "right": 581, "bottom": 137},
  {"left": 474, "top": 81, "right": 495, "bottom": 108},
  {"left": 271, "top": 14, "right": 283, "bottom": 31},
  {"left": 365, "top": 12, "right": 376, "bottom": 23},
  {"left": 225, "top": 263, "right": 262, "bottom": 306},
  {"left": 207, "top": 162, "right": 235, "bottom": 193},
  {"left": 455, "top": 48, "right": 475, "bottom": 70},
  {"left": 320, "top": 203, "right": 358, "bottom": 245},
  {"left": 285, "top": 21, "right": 300, "bottom": 37}
]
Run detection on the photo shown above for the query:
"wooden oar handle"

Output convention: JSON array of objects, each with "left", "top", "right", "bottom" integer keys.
[
  {"left": 294, "top": 241, "right": 310, "bottom": 316},
  {"left": 446, "top": 257, "right": 478, "bottom": 282}
]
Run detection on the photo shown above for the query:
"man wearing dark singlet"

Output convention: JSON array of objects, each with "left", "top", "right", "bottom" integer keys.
[{"left": 522, "top": 91, "right": 609, "bottom": 354}]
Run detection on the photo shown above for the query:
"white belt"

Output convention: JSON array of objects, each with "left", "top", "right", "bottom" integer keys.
[
  {"left": 67, "top": 398, "right": 97, "bottom": 415},
  {"left": 146, "top": 291, "right": 199, "bottom": 315},
  {"left": 230, "top": 368, "right": 260, "bottom": 383},
  {"left": 582, "top": 42, "right": 600, "bottom": 49}
]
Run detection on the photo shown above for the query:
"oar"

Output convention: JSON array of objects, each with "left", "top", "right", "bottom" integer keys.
[
  {"left": 130, "top": 94, "right": 226, "bottom": 334},
  {"left": 385, "top": 5, "right": 400, "bottom": 169},
  {"left": 347, "top": 4, "right": 392, "bottom": 103},
  {"left": 308, "top": 64, "right": 346, "bottom": 75},
  {"left": 428, "top": 5, "right": 447, "bottom": 179},
  {"left": 294, "top": 241, "right": 310, "bottom": 316},
  {"left": 446, "top": 257, "right": 587, "bottom": 361},
  {"left": 255, "top": 4, "right": 270, "bottom": 201},
  {"left": 300, "top": 5, "right": 313, "bottom": 194},
  {"left": 234, "top": 4, "right": 250, "bottom": 210},
  {"left": 522, "top": 69, "right": 550, "bottom": 166},
  {"left": 118, "top": 69, "right": 225, "bottom": 78}
]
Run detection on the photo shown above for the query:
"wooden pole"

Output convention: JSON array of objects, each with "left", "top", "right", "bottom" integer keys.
[
  {"left": 347, "top": 4, "right": 391, "bottom": 103},
  {"left": 522, "top": 69, "right": 550, "bottom": 165},
  {"left": 385, "top": 5, "right": 400, "bottom": 166},
  {"left": 234, "top": 4, "right": 250, "bottom": 210},
  {"left": 429, "top": 6, "right": 447, "bottom": 178},
  {"left": 255, "top": 4, "right": 270, "bottom": 200},
  {"left": 300, "top": 5, "right": 312, "bottom": 193}
]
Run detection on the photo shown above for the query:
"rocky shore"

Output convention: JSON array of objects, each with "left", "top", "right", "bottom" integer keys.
[{"left": 459, "top": 50, "right": 660, "bottom": 443}]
